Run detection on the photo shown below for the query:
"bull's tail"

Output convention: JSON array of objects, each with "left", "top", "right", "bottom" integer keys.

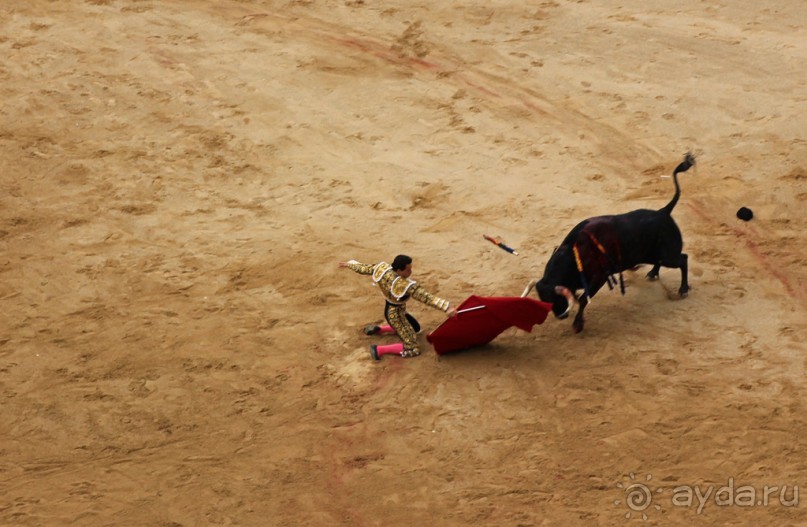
[{"left": 660, "top": 152, "right": 696, "bottom": 215}]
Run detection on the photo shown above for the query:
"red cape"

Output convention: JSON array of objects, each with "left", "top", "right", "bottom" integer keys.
[{"left": 427, "top": 295, "right": 552, "bottom": 354}]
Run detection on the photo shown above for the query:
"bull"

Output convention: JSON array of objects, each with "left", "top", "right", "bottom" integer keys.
[{"left": 523, "top": 153, "right": 696, "bottom": 333}]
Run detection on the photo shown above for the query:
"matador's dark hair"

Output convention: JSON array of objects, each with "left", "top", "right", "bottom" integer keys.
[{"left": 391, "top": 254, "right": 412, "bottom": 271}]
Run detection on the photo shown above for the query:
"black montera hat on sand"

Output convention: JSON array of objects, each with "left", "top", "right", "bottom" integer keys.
[{"left": 736, "top": 207, "right": 753, "bottom": 221}]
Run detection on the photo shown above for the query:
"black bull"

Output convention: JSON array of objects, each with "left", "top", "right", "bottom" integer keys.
[{"left": 524, "top": 153, "right": 696, "bottom": 333}]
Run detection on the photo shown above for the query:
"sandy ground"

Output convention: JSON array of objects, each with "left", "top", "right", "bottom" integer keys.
[{"left": 1, "top": 1, "right": 805, "bottom": 525}]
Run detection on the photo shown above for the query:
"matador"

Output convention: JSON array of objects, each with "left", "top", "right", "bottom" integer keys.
[{"left": 340, "top": 254, "right": 456, "bottom": 360}]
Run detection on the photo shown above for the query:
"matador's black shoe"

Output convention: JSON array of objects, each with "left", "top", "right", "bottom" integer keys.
[
  {"left": 370, "top": 345, "right": 380, "bottom": 361},
  {"left": 363, "top": 324, "right": 381, "bottom": 335}
]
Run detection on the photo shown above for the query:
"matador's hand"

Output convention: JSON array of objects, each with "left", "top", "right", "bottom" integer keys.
[
  {"left": 338, "top": 262, "right": 349, "bottom": 268},
  {"left": 447, "top": 307, "right": 458, "bottom": 317}
]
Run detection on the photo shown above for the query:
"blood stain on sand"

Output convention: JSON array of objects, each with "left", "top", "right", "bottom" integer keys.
[
  {"left": 373, "top": 357, "right": 406, "bottom": 391},
  {"left": 332, "top": 36, "right": 440, "bottom": 71},
  {"left": 687, "top": 202, "right": 803, "bottom": 301}
]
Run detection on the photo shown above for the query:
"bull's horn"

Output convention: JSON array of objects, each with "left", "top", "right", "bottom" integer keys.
[
  {"left": 555, "top": 286, "right": 577, "bottom": 304},
  {"left": 554, "top": 286, "right": 574, "bottom": 318},
  {"left": 521, "top": 280, "right": 537, "bottom": 298}
]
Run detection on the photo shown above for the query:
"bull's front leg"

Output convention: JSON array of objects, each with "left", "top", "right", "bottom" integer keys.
[{"left": 572, "top": 294, "right": 588, "bottom": 333}]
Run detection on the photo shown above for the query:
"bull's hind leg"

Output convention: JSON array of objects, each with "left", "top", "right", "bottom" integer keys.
[
  {"left": 658, "top": 253, "right": 689, "bottom": 298},
  {"left": 677, "top": 253, "right": 689, "bottom": 298}
]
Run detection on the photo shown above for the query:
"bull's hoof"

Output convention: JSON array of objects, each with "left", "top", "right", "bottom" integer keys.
[
  {"left": 572, "top": 320, "right": 585, "bottom": 334},
  {"left": 679, "top": 289, "right": 689, "bottom": 299},
  {"left": 646, "top": 272, "right": 659, "bottom": 281}
]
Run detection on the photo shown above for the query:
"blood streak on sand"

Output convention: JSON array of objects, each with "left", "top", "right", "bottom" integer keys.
[
  {"left": 687, "top": 202, "right": 803, "bottom": 301},
  {"left": 334, "top": 35, "right": 513, "bottom": 104},
  {"left": 373, "top": 356, "right": 405, "bottom": 390},
  {"left": 333, "top": 36, "right": 439, "bottom": 70},
  {"left": 459, "top": 77, "right": 501, "bottom": 98},
  {"left": 330, "top": 30, "right": 572, "bottom": 134}
]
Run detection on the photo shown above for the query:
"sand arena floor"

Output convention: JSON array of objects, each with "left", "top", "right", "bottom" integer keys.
[{"left": 1, "top": 1, "right": 805, "bottom": 525}]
